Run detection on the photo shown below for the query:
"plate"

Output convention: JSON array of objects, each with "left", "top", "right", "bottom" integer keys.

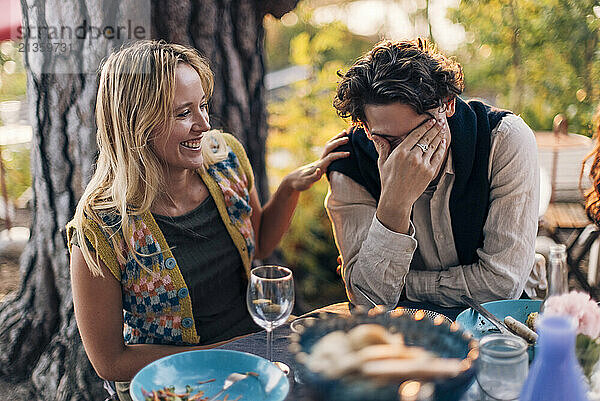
[
  {"left": 129, "top": 349, "right": 289, "bottom": 401},
  {"left": 291, "top": 313, "right": 477, "bottom": 401},
  {"left": 455, "top": 299, "right": 541, "bottom": 362},
  {"left": 454, "top": 299, "right": 541, "bottom": 339}
]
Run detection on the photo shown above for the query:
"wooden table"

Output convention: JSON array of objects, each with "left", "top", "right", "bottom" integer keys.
[
  {"left": 540, "top": 202, "right": 600, "bottom": 298},
  {"left": 543, "top": 202, "right": 590, "bottom": 230}
]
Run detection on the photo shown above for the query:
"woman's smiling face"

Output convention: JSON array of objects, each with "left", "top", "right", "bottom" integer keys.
[{"left": 150, "top": 62, "right": 211, "bottom": 173}]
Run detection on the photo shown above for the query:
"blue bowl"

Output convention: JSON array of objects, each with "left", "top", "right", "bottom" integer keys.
[
  {"left": 130, "top": 349, "right": 289, "bottom": 401},
  {"left": 455, "top": 299, "right": 541, "bottom": 361},
  {"left": 291, "top": 313, "right": 477, "bottom": 401}
]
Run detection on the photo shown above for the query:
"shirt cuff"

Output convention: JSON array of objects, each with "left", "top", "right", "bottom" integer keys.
[
  {"left": 368, "top": 216, "right": 417, "bottom": 258},
  {"left": 404, "top": 270, "right": 441, "bottom": 304}
]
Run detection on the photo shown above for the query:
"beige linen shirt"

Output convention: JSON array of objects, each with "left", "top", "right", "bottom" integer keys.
[{"left": 325, "top": 114, "right": 539, "bottom": 308}]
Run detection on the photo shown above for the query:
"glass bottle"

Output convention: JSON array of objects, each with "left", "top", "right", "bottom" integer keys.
[
  {"left": 519, "top": 315, "right": 589, "bottom": 401},
  {"left": 476, "top": 334, "right": 529, "bottom": 400},
  {"left": 544, "top": 244, "right": 568, "bottom": 305}
]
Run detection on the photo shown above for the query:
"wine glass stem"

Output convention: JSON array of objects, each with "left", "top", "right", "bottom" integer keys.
[{"left": 266, "top": 327, "right": 273, "bottom": 362}]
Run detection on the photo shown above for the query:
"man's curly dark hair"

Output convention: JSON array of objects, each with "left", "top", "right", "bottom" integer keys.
[{"left": 333, "top": 38, "right": 464, "bottom": 124}]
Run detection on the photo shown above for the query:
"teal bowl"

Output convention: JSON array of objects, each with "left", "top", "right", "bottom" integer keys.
[
  {"left": 455, "top": 299, "right": 541, "bottom": 361},
  {"left": 130, "top": 349, "right": 289, "bottom": 401}
]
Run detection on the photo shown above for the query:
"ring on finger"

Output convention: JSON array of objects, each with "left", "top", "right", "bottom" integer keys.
[{"left": 415, "top": 143, "right": 429, "bottom": 153}]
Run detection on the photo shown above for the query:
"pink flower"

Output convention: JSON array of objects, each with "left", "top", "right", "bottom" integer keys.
[{"left": 544, "top": 291, "right": 600, "bottom": 338}]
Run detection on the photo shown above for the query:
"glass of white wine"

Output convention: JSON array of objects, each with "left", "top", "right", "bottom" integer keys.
[{"left": 246, "top": 265, "right": 294, "bottom": 362}]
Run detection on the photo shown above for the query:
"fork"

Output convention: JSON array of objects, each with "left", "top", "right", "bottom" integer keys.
[{"left": 206, "top": 372, "right": 253, "bottom": 401}]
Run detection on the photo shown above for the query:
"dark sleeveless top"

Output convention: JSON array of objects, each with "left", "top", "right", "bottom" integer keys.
[
  {"left": 327, "top": 98, "right": 511, "bottom": 265},
  {"left": 153, "top": 195, "right": 260, "bottom": 345},
  {"left": 71, "top": 195, "right": 261, "bottom": 345}
]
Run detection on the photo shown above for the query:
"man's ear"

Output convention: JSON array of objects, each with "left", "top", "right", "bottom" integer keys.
[{"left": 445, "top": 98, "right": 456, "bottom": 118}]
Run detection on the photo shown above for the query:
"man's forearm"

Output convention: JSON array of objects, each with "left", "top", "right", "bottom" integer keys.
[
  {"left": 341, "top": 217, "right": 417, "bottom": 308},
  {"left": 404, "top": 254, "right": 534, "bottom": 308},
  {"left": 326, "top": 172, "right": 417, "bottom": 308}
]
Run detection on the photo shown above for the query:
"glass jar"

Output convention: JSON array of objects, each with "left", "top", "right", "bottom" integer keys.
[{"left": 476, "top": 334, "right": 529, "bottom": 400}]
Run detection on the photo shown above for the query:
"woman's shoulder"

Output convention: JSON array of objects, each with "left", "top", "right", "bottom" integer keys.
[
  {"left": 67, "top": 208, "right": 132, "bottom": 242},
  {"left": 66, "top": 210, "right": 117, "bottom": 246},
  {"left": 65, "top": 209, "right": 128, "bottom": 281}
]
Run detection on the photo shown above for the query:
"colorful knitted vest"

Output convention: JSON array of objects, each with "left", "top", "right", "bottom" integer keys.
[{"left": 67, "top": 133, "right": 255, "bottom": 345}]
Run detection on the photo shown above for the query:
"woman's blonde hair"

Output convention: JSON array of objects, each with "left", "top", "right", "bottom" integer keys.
[{"left": 72, "top": 40, "right": 214, "bottom": 276}]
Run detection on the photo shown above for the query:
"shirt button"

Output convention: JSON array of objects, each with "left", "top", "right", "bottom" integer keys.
[
  {"left": 165, "top": 257, "right": 176, "bottom": 270},
  {"left": 181, "top": 318, "right": 193, "bottom": 328},
  {"left": 178, "top": 288, "right": 189, "bottom": 299}
]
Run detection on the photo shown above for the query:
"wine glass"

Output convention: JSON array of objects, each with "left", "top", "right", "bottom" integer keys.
[{"left": 246, "top": 265, "right": 294, "bottom": 363}]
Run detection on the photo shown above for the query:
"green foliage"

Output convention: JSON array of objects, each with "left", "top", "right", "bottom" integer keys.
[
  {"left": 576, "top": 333, "right": 600, "bottom": 380},
  {"left": 0, "top": 41, "right": 27, "bottom": 102},
  {"left": 266, "top": 9, "right": 372, "bottom": 310},
  {"left": 0, "top": 72, "right": 26, "bottom": 103},
  {"left": 268, "top": 64, "right": 347, "bottom": 309},
  {"left": 265, "top": 1, "right": 373, "bottom": 71},
  {"left": 0, "top": 42, "right": 30, "bottom": 202},
  {"left": 451, "top": 0, "right": 600, "bottom": 135},
  {"left": 2, "top": 144, "right": 31, "bottom": 201}
]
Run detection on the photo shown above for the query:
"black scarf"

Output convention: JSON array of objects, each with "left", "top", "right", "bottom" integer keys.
[{"left": 327, "top": 98, "right": 511, "bottom": 265}]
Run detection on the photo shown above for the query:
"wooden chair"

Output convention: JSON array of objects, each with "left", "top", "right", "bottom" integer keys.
[{"left": 537, "top": 114, "right": 599, "bottom": 298}]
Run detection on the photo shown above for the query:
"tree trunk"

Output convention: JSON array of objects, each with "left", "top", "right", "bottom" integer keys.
[{"left": 0, "top": 0, "right": 298, "bottom": 399}]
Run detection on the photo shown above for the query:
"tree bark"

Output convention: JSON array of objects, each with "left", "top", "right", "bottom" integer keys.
[{"left": 0, "top": 0, "right": 298, "bottom": 400}]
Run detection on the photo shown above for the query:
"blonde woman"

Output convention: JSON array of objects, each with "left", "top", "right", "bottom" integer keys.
[{"left": 67, "top": 40, "right": 348, "bottom": 400}]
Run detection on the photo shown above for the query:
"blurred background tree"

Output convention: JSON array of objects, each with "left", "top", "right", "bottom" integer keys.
[
  {"left": 0, "top": 40, "right": 29, "bottom": 202},
  {"left": 0, "top": 41, "right": 26, "bottom": 102},
  {"left": 450, "top": 0, "right": 600, "bottom": 134}
]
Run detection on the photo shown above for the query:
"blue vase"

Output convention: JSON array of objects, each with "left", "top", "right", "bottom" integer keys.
[{"left": 519, "top": 315, "right": 589, "bottom": 401}]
